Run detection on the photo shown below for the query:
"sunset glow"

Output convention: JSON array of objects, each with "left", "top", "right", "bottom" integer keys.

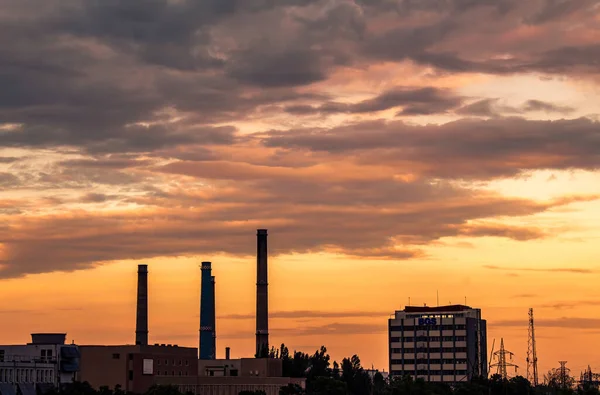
[{"left": 1, "top": 0, "right": 600, "bottom": 379}]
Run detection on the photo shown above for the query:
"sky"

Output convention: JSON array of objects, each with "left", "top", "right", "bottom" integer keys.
[{"left": 1, "top": 0, "right": 600, "bottom": 379}]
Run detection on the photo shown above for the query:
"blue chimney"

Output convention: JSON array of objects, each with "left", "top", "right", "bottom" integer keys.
[{"left": 200, "top": 262, "right": 216, "bottom": 359}]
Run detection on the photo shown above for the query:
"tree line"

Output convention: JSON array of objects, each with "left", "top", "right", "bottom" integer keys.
[{"left": 52, "top": 343, "right": 599, "bottom": 395}]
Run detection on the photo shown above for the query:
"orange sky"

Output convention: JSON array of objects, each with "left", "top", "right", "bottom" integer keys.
[{"left": 1, "top": 0, "right": 600, "bottom": 382}]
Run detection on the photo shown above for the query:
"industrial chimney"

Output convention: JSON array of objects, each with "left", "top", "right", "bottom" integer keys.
[
  {"left": 200, "top": 262, "right": 216, "bottom": 359},
  {"left": 135, "top": 264, "right": 149, "bottom": 346},
  {"left": 256, "top": 229, "right": 269, "bottom": 357},
  {"left": 211, "top": 275, "right": 216, "bottom": 359}
]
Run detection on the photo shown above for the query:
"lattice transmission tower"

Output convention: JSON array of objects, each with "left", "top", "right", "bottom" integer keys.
[
  {"left": 490, "top": 338, "right": 519, "bottom": 379},
  {"left": 526, "top": 308, "right": 539, "bottom": 386}
]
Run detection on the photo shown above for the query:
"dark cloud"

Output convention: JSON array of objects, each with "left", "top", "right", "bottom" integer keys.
[
  {"left": 221, "top": 322, "right": 385, "bottom": 339},
  {"left": 523, "top": 100, "right": 574, "bottom": 114},
  {"left": 285, "top": 87, "right": 463, "bottom": 115},
  {"left": 219, "top": 310, "right": 391, "bottom": 320},
  {"left": 483, "top": 265, "right": 598, "bottom": 274},
  {"left": 495, "top": 317, "right": 600, "bottom": 329},
  {"left": 512, "top": 293, "right": 537, "bottom": 298},
  {"left": 456, "top": 99, "right": 573, "bottom": 117},
  {"left": 538, "top": 300, "right": 600, "bottom": 309},
  {"left": 0, "top": 175, "right": 585, "bottom": 278},
  {"left": 0, "top": 172, "right": 20, "bottom": 187},
  {"left": 261, "top": 117, "right": 600, "bottom": 179},
  {"left": 526, "top": 0, "right": 598, "bottom": 25}
]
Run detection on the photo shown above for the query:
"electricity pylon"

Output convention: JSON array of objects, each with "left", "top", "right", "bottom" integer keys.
[{"left": 526, "top": 308, "right": 539, "bottom": 386}]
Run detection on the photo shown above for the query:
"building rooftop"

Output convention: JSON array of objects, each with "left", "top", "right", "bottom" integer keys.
[{"left": 401, "top": 304, "right": 473, "bottom": 313}]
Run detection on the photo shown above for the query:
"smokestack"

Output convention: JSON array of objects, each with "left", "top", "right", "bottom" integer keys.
[
  {"left": 256, "top": 229, "right": 269, "bottom": 357},
  {"left": 200, "top": 262, "right": 216, "bottom": 360},
  {"left": 226, "top": 347, "right": 231, "bottom": 360},
  {"left": 135, "top": 264, "right": 149, "bottom": 346},
  {"left": 211, "top": 275, "right": 216, "bottom": 359}
]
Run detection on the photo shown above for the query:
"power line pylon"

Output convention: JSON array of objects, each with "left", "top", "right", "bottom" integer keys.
[
  {"left": 558, "top": 361, "right": 570, "bottom": 389},
  {"left": 526, "top": 308, "right": 539, "bottom": 386},
  {"left": 490, "top": 338, "right": 519, "bottom": 379}
]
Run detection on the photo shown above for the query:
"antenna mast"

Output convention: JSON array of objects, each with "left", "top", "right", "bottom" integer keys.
[
  {"left": 490, "top": 338, "right": 519, "bottom": 380},
  {"left": 526, "top": 308, "right": 539, "bottom": 386}
]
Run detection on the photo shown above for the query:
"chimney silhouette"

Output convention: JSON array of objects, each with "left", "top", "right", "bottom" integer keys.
[
  {"left": 135, "top": 264, "right": 148, "bottom": 345},
  {"left": 256, "top": 229, "right": 269, "bottom": 357},
  {"left": 200, "top": 262, "right": 216, "bottom": 359},
  {"left": 211, "top": 275, "right": 216, "bottom": 359}
]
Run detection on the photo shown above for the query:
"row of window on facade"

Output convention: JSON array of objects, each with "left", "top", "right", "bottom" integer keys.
[
  {"left": 390, "top": 359, "right": 468, "bottom": 365},
  {"left": 0, "top": 368, "right": 54, "bottom": 383},
  {"left": 405, "top": 314, "right": 462, "bottom": 319},
  {"left": 112, "top": 354, "right": 190, "bottom": 367},
  {"left": 389, "top": 336, "right": 467, "bottom": 343},
  {"left": 0, "top": 350, "right": 55, "bottom": 363},
  {"left": 156, "top": 371, "right": 189, "bottom": 376},
  {"left": 390, "top": 325, "right": 467, "bottom": 331},
  {"left": 391, "top": 347, "right": 468, "bottom": 353},
  {"left": 391, "top": 370, "right": 468, "bottom": 376}
]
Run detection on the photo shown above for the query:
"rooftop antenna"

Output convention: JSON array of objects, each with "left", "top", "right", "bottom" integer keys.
[{"left": 465, "top": 296, "right": 467, "bottom": 305}]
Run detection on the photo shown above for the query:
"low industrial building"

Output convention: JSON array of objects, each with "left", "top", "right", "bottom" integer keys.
[
  {"left": 388, "top": 304, "right": 487, "bottom": 383},
  {"left": 78, "top": 344, "right": 198, "bottom": 394},
  {"left": 157, "top": 357, "right": 305, "bottom": 395},
  {"left": 0, "top": 333, "right": 79, "bottom": 395}
]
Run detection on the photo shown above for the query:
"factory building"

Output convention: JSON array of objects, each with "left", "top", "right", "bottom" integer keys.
[
  {"left": 388, "top": 305, "right": 487, "bottom": 383},
  {"left": 76, "top": 229, "right": 304, "bottom": 394},
  {"left": 77, "top": 344, "right": 198, "bottom": 394},
  {"left": 0, "top": 333, "right": 79, "bottom": 395}
]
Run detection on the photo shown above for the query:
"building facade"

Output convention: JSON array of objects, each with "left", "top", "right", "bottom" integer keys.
[
  {"left": 388, "top": 305, "right": 487, "bottom": 383},
  {"left": 78, "top": 344, "right": 198, "bottom": 394},
  {"left": 0, "top": 333, "right": 79, "bottom": 395}
]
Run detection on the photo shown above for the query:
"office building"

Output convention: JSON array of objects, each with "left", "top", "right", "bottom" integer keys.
[
  {"left": 388, "top": 305, "right": 487, "bottom": 383},
  {"left": 0, "top": 333, "right": 79, "bottom": 395}
]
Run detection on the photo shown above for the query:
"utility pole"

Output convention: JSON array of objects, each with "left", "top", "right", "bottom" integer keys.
[{"left": 526, "top": 308, "right": 539, "bottom": 386}]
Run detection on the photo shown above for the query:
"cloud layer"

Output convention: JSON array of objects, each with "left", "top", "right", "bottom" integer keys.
[{"left": 1, "top": 0, "right": 600, "bottom": 278}]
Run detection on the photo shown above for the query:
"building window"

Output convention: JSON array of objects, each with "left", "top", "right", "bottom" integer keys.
[
  {"left": 230, "top": 369, "right": 238, "bottom": 377},
  {"left": 165, "top": 359, "right": 169, "bottom": 365},
  {"left": 129, "top": 354, "right": 133, "bottom": 361},
  {"left": 179, "top": 360, "right": 182, "bottom": 366},
  {"left": 185, "top": 360, "right": 189, "bottom": 366},
  {"left": 157, "top": 360, "right": 161, "bottom": 366},
  {"left": 129, "top": 370, "right": 133, "bottom": 381},
  {"left": 112, "top": 353, "right": 121, "bottom": 359},
  {"left": 0, "top": 350, "right": 4, "bottom": 362}
]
